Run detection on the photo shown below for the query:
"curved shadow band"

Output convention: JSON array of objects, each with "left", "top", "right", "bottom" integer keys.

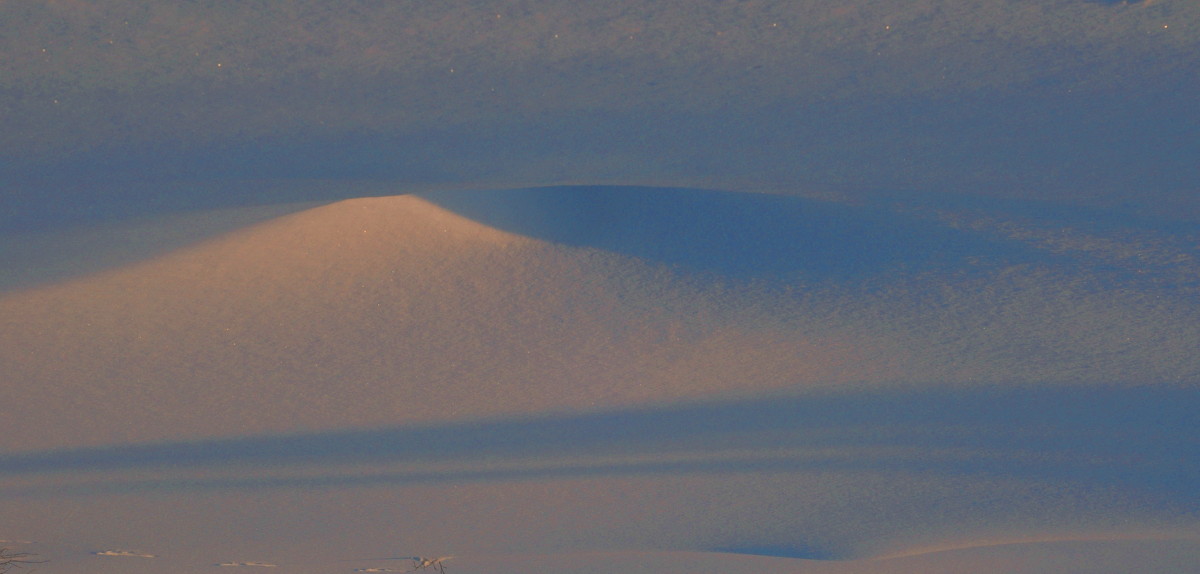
[{"left": 419, "top": 186, "right": 1039, "bottom": 283}]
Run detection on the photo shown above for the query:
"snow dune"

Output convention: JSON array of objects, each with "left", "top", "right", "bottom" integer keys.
[{"left": 1, "top": 186, "right": 1197, "bottom": 573}]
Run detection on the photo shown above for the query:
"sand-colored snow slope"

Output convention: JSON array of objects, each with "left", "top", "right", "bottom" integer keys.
[{"left": 2, "top": 186, "right": 1197, "bottom": 573}]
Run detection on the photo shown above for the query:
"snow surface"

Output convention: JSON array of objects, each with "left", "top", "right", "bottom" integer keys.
[{"left": 2, "top": 188, "right": 1197, "bottom": 573}]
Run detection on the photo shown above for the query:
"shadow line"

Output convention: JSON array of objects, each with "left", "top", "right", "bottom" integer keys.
[{"left": 1, "top": 385, "right": 1196, "bottom": 498}]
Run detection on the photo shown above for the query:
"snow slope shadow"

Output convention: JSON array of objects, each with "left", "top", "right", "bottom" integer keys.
[
  {"left": 418, "top": 186, "right": 1034, "bottom": 283},
  {"left": 2, "top": 385, "right": 1195, "bottom": 499}
]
